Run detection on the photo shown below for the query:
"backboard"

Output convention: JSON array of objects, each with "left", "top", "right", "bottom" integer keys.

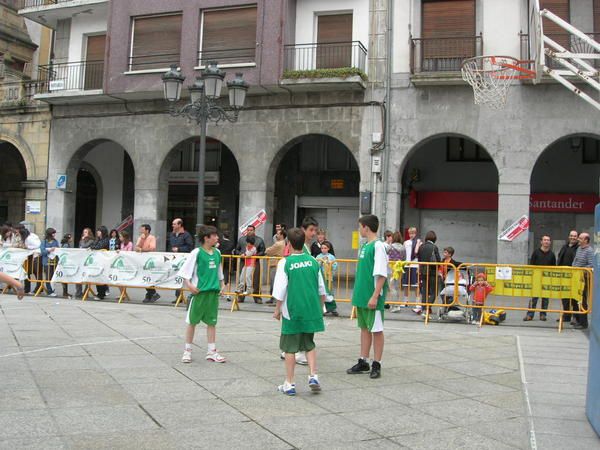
[{"left": 530, "top": 0, "right": 545, "bottom": 84}]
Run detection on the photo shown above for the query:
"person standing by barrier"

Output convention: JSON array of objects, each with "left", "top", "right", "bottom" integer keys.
[
  {"left": 60, "top": 233, "right": 73, "bottom": 299},
  {"left": 235, "top": 225, "right": 265, "bottom": 301},
  {"left": 38, "top": 228, "right": 59, "bottom": 297},
  {"left": 119, "top": 231, "right": 133, "bottom": 251},
  {"left": 218, "top": 232, "right": 235, "bottom": 302},
  {"left": 347, "top": 215, "right": 388, "bottom": 379},
  {"left": 557, "top": 230, "right": 579, "bottom": 324},
  {"left": 180, "top": 225, "right": 226, "bottom": 364},
  {"left": 109, "top": 229, "right": 120, "bottom": 251},
  {"left": 168, "top": 218, "right": 194, "bottom": 304},
  {"left": 389, "top": 232, "right": 407, "bottom": 313},
  {"left": 310, "top": 228, "right": 335, "bottom": 257},
  {"left": 136, "top": 224, "right": 159, "bottom": 303},
  {"left": 524, "top": 235, "right": 556, "bottom": 322},
  {"left": 236, "top": 236, "right": 257, "bottom": 299},
  {"left": 91, "top": 226, "right": 110, "bottom": 300},
  {"left": 403, "top": 227, "right": 422, "bottom": 312},
  {"left": 272, "top": 223, "right": 287, "bottom": 244},
  {"left": 572, "top": 232, "right": 593, "bottom": 330},
  {"left": 469, "top": 272, "right": 493, "bottom": 324},
  {"left": 265, "top": 229, "right": 287, "bottom": 302},
  {"left": 316, "top": 240, "right": 338, "bottom": 316},
  {"left": 273, "top": 227, "right": 326, "bottom": 396},
  {"left": 417, "top": 231, "right": 441, "bottom": 316},
  {"left": 75, "top": 228, "right": 95, "bottom": 299}
]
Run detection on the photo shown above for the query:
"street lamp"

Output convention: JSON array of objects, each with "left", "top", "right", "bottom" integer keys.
[{"left": 161, "top": 61, "right": 249, "bottom": 229}]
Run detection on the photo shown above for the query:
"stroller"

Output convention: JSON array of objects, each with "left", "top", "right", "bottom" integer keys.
[{"left": 438, "top": 268, "right": 471, "bottom": 322}]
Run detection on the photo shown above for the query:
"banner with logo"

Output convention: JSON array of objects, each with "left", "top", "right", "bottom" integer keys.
[
  {"left": 484, "top": 266, "right": 585, "bottom": 301},
  {"left": 51, "top": 249, "right": 189, "bottom": 289},
  {"left": 0, "top": 248, "right": 35, "bottom": 280}
]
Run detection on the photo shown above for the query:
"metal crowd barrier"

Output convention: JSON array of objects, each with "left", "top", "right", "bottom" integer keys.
[{"left": 2, "top": 251, "right": 592, "bottom": 333}]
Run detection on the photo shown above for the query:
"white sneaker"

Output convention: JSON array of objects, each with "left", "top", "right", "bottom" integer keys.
[
  {"left": 412, "top": 306, "right": 422, "bottom": 314},
  {"left": 296, "top": 352, "right": 308, "bottom": 365},
  {"left": 390, "top": 305, "right": 402, "bottom": 313},
  {"left": 308, "top": 375, "right": 321, "bottom": 392},
  {"left": 206, "top": 351, "right": 226, "bottom": 363},
  {"left": 182, "top": 350, "right": 192, "bottom": 363}
]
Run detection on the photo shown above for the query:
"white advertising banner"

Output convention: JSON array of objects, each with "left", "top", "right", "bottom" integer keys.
[
  {"left": 51, "top": 249, "right": 189, "bottom": 289},
  {"left": 0, "top": 248, "right": 35, "bottom": 280}
]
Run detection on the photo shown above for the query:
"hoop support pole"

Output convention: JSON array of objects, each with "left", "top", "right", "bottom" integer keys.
[
  {"left": 543, "top": 66, "right": 600, "bottom": 111},
  {"left": 543, "top": 35, "right": 599, "bottom": 75},
  {"left": 540, "top": 9, "right": 600, "bottom": 53}
]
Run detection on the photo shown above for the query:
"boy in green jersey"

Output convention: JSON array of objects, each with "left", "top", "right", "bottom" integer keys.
[
  {"left": 347, "top": 215, "right": 388, "bottom": 379},
  {"left": 273, "top": 228, "right": 326, "bottom": 396},
  {"left": 179, "top": 225, "right": 226, "bottom": 364}
]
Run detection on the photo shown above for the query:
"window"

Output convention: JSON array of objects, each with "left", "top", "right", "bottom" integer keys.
[
  {"left": 582, "top": 137, "right": 600, "bottom": 163},
  {"left": 421, "top": 0, "right": 476, "bottom": 71},
  {"left": 316, "top": 13, "right": 353, "bottom": 69},
  {"left": 446, "top": 137, "right": 491, "bottom": 162},
  {"left": 540, "top": 0, "right": 570, "bottom": 48},
  {"left": 129, "top": 14, "right": 182, "bottom": 71},
  {"left": 199, "top": 6, "right": 257, "bottom": 67}
]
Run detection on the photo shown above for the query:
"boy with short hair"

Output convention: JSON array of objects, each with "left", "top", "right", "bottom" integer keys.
[
  {"left": 347, "top": 214, "right": 388, "bottom": 379},
  {"left": 179, "top": 225, "right": 226, "bottom": 364},
  {"left": 273, "top": 227, "right": 326, "bottom": 396}
]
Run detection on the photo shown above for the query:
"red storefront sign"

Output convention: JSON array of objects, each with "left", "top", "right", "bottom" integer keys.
[{"left": 411, "top": 191, "right": 598, "bottom": 213}]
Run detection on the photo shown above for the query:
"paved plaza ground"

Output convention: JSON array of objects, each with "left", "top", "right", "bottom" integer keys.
[{"left": 0, "top": 292, "right": 598, "bottom": 449}]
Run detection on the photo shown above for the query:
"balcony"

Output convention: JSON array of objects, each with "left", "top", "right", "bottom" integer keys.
[
  {"left": 281, "top": 41, "right": 367, "bottom": 91},
  {"left": 410, "top": 35, "right": 483, "bottom": 86},
  {"left": 17, "top": 0, "right": 107, "bottom": 28},
  {"left": 196, "top": 47, "right": 257, "bottom": 69},
  {"left": 34, "top": 60, "right": 104, "bottom": 102},
  {"left": 519, "top": 32, "right": 600, "bottom": 80}
]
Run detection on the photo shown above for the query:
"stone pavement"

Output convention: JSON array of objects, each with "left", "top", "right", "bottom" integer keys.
[{"left": 0, "top": 293, "right": 598, "bottom": 449}]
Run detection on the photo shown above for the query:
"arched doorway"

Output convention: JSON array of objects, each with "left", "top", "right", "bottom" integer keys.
[
  {"left": 164, "top": 137, "right": 240, "bottom": 240},
  {"left": 0, "top": 141, "right": 27, "bottom": 225},
  {"left": 67, "top": 140, "right": 134, "bottom": 238},
  {"left": 530, "top": 134, "right": 600, "bottom": 246},
  {"left": 272, "top": 134, "right": 360, "bottom": 258},
  {"left": 400, "top": 134, "right": 499, "bottom": 262}
]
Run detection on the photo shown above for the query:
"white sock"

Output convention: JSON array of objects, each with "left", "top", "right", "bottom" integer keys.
[
  {"left": 207, "top": 343, "right": 216, "bottom": 353},
  {"left": 184, "top": 343, "right": 192, "bottom": 351},
  {"left": 360, "top": 356, "right": 369, "bottom": 362}
]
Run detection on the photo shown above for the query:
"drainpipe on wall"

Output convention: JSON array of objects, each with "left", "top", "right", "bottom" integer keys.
[{"left": 380, "top": 0, "right": 393, "bottom": 233}]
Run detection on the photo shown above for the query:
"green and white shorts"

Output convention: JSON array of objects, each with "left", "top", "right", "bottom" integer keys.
[
  {"left": 280, "top": 333, "right": 316, "bottom": 354},
  {"left": 186, "top": 291, "right": 219, "bottom": 326},
  {"left": 356, "top": 307, "right": 384, "bottom": 332}
]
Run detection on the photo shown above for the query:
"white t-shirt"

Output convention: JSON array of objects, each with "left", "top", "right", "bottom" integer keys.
[
  {"left": 272, "top": 256, "right": 326, "bottom": 320},
  {"left": 178, "top": 248, "right": 224, "bottom": 286}
]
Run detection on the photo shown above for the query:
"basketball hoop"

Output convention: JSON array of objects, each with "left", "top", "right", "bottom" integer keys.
[{"left": 461, "top": 56, "right": 536, "bottom": 109}]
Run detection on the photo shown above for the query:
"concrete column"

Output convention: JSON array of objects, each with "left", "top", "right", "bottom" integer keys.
[
  {"left": 133, "top": 188, "right": 167, "bottom": 251},
  {"left": 46, "top": 188, "right": 75, "bottom": 238},
  {"left": 497, "top": 182, "right": 530, "bottom": 264},
  {"left": 239, "top": 180, "right": 269, "bottom": 242}
]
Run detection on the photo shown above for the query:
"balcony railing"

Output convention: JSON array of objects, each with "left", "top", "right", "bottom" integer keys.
[
  {"left": 17, "top": 0, "right": 75, "bottom": 8},
  {"left": 197, "top": 47, "right": 256, "bottom": 67},
  {"left": 36, "top": 60, "right": 104, "bottom": 94},
  {"left": 410, "top": 35, "right": 483, "bottom": 74},
  {"left": 520, "top": 32, "right": 600, "bottom": 70},
  {"left": 128, "top": 53, "right": 180, "bottom": 72},
  {"left": 284, "top": 41, "right": 367, "bottom": 72}
]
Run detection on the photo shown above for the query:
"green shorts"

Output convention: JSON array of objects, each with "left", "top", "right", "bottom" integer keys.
[
  {"left": 356, "top": 307, "right": 384, "bottom": 332},
  {"left": 186, "top": 291, "right": 219, "bottom": 326},
  {"left": 280, "top": 333, "right": 316, "bottom": 354}
]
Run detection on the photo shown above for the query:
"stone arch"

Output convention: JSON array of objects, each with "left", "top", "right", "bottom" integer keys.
[{"left": 0, "top": 133, "right": 36, "bottom": 179}]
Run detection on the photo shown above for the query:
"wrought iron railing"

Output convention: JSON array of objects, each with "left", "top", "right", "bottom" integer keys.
[
  {"left": 17, "top": 0, "right": 90, "bottom": 8},
  {"left": 128, "top": 52, "right": 180, "bottom": 72},
  {"left": 36, "top": 60, "right": 104, "bottom": 93},
  {"left": 520, "top": 32, "right": 600, "bottom": 70},
  {"left": 410, "top": 35, "right": 483, "bottom": 73},
  {"left": 283, "top": 41, "right": 367, "bottom": 72},
  {"left": 197, "top": 47, "right": 256, "bottom": 67}
]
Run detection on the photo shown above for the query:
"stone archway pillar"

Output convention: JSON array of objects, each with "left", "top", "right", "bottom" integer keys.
[{"left": 496, "top": 181, "right": 531, "bottom": 264}]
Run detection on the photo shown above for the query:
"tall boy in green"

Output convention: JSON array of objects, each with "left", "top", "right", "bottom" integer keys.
[
  {"left": 179, "top": 225, "right": 226, "bottom": 364},
  {"left": 347, "top": 214, "right": 388, "bottom": 379},
  {"left": 273, "top": 227, "right": 326, "bottom": 396}
]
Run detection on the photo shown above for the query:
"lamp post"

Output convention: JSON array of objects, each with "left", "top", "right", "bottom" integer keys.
[{"left": 162, "top": 61, "right": 249, "bottom": 229}]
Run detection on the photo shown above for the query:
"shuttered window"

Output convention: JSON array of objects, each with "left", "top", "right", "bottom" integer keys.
[
  {"left": 422, "top": 0, "right": 475, "bottom": 38},
  {"left": 540, "top": 0, "right": 569, "bottom": 50},
  {"left": 316, "top": 13, "right": 353, "bottom": 69},
  {"left": 130, "top": 14, "right": 182, "bottom": 71},
  {"left": 421, "top": 0, "right": 476, "bottom": 70},
  {"left": 84, "top": 34, "right": 105, "bottom": 90},
  {"left": 200, "top": 6, "right": 257, "bottom": 66},
  {"left": 593, "top": 0, "right": 600, "bottom": 32}
]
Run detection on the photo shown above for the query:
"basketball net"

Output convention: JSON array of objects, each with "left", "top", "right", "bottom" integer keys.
[{"left": 461, "top": 56, "right": 535, "bottom": 110}]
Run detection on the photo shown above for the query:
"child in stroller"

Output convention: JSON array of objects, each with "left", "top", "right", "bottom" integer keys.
[{"left": 438, "top": 268, "right": 470, "bottom": 321}]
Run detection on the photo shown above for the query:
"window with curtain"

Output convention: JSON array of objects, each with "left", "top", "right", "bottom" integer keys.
[
  {"left": 129, "top": 14, "right": 182, "bottom": 71},
  {"left": 200, "top": 6, "right": 257, "bottom": 66}
]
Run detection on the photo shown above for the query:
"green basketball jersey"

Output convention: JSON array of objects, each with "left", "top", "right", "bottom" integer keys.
[
  {"left": 351, "top": 240, "right": 388, "bottom": 311},
  {"left": 195, "top": 247, "right": 221, "bottom": 292},
  {"left": 281, "top": 253, "right": 325, "bottom": 335}
]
